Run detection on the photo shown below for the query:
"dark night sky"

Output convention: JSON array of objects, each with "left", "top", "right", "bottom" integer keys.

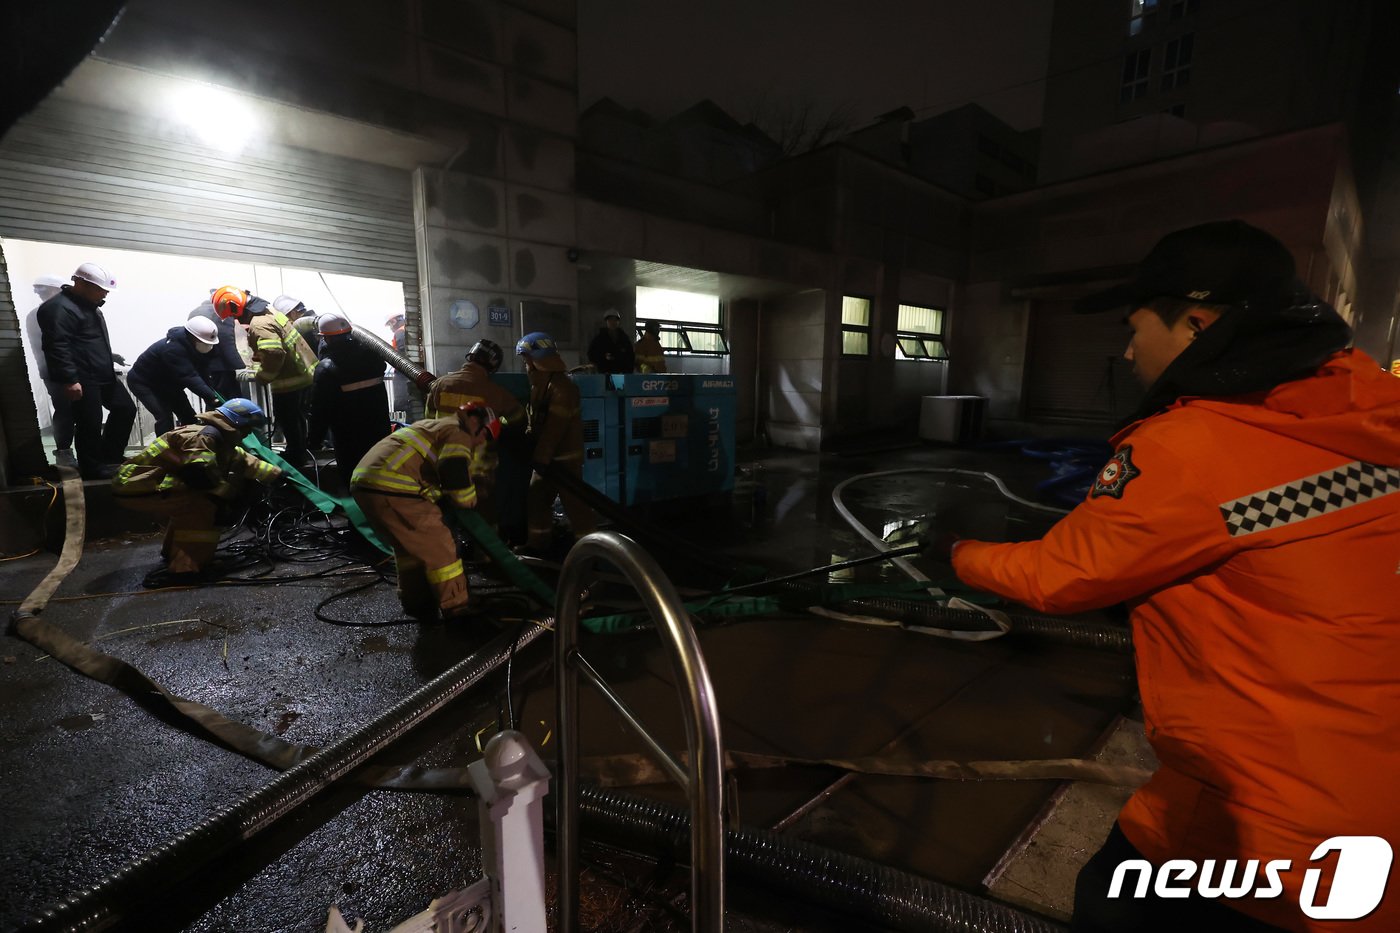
[{"left": 578, "top": 0, "right": 1054, "bottom": 132}]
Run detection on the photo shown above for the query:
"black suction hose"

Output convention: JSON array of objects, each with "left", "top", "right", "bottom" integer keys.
[
  {"left": 577, "top": 784, "right": 1067, "bottom": 933},
  {"left": 21, "top": 621, "right": 549, "bottom": 933},
  {"left": 349, "top": 323, "right": 435, "bottom": 392},
  {"left": 842, "top": 597, "right": 1133, "bottom": 653}
]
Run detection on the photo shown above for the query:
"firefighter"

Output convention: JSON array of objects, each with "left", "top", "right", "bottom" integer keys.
[
  {"left": 112, "top": 398, "right": 282, "bottom": 581},
  {"left": 425, "top": 340, "right": 525, "bottom": 529},
  {"left": 126, "top": 316, "right": 222, "bottom": 436},
  {"left": 211, "top": 285, "right": 318, "bottom": 466},
  {"left": 634, "top": 320, "right": 668, "bottom": 373},
  {"left": 350, "top": 404, "right": 498, "bottom": 620},
  {"left": 386, "top": 311, "right": 411, "bottom": 418},
  {"left": 516, "top": 332, "right": 597, "bottom": 553},
  {"left": 942, "top": 221, "right": 1400, "bottom": 932},
  {"left": 307, "top": 311, "right": 391, "bottom": 489},
  {"left": 586, "top": 311, "right": 635, "bottom": 374}
]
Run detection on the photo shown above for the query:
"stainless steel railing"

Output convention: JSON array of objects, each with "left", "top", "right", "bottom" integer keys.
[{"left": 554, "top": 531, "right": 726, "bottom": 932}]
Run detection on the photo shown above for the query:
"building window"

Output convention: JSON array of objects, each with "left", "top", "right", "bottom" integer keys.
[
  {"left": 1121, "top": 48, "right": 1151, "bottom": 102},
  {"left": 1128, "top": 0, "right": 1159, "bottom": 36},
  {"left": 841, "top": 295, "right": 872, "bottom": 357},
  {"left": 1162, "top": 33, "right": 1193, "bottom": 90},
  {"left": 895, "top": 304, "right": 947, "bottom": 361},
  {"left": 635, "top": 286, "right": 729, "bottom": 356}
]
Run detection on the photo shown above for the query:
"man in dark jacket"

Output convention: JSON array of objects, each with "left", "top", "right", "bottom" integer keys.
[
  {"left": 587, "top": 311, "right": 635, "bottom": 374},
  {"left": 307, "top": 311, "right": 391, "bottom": 489},
  {"left": 127, "top": 317, "right": 223, "bottom": 436},
  {"left": 188, "top": 300, "right": 243, "bottom": 400},
  {"left": 36, "top": 262, "right": 136, "bottom": 479}
]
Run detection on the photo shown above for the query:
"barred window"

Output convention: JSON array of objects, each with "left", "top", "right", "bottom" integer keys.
[{"left": 635, "top": 286, "right": 729, "bottom": 357}]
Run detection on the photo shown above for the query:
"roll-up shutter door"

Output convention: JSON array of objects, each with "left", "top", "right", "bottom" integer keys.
[
  {"left": 1023, "top": 298, "right": 1143, "bottom": 424},
  {"left": 0, "top": 97, "right": 421, "bottom": 362}
]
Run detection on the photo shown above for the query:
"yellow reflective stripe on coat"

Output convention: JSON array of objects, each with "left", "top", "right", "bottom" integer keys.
[
  {"left": 427, "top": 390, "right": 485, "bottom": 418},
  {"left": 351, "top": 467, "right": 421, "bottom": 493},
  {"left": 445, "top": 485, "right": 477, "bottom": 509},
  {"left": 426, "top": 559, "right": 464, "bottom": 585}
]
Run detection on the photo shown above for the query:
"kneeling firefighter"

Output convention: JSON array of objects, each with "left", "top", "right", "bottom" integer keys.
[
  {"left": 350, "top": 404, "right": 500, "bottom": 620},
  {"left": 111, "top": 399, "right": 283, "bottom": 579}
]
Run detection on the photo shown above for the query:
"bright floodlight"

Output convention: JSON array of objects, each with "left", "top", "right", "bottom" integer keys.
[{"left": 168, "top": 82, "right": 258, "bottom": 153}]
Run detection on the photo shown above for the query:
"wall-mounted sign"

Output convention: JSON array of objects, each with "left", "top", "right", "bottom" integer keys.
[
  {"left": 448, "top": 299, "right": 480, "bottom": 330},
  {"left": 488, "top": 304, "right": 511, "bottom": 327}
]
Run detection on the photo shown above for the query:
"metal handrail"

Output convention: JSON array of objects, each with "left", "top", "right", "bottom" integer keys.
[{"left": 555, "top": 531, "right": 726, "bottom": 932}]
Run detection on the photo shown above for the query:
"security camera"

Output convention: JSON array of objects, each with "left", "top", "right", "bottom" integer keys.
[{"left": 567, "top": 248, "right": 580, "bottom": 263}]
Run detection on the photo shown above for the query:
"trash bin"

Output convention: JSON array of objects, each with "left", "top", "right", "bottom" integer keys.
[{"left": 919, "top": 395, "right": 986, "bottom": 443}]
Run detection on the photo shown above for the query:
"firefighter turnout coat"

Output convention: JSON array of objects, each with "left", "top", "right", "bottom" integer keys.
[
  {"left": 111, "top": 410, "right": 282, "bottom": 572},
  {"left": 247, "top": 308, "right": 317, "bottom": 393},
  {"left": 350, "top": 418, "right": 488, "bottom": 617},
  {"left": 952, "top": 350, "right": 1400, "bottom": 932}
]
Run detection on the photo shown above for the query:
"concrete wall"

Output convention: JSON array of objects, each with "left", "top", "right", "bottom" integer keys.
[
  {"left": 957, "top": 125, "right": 1351, "bottom": 434},
  {"left": 762, "top": 289, "right": 827, "bottom": 451}
]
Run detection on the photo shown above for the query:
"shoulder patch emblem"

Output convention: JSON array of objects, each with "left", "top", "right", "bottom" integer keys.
[{"left": 1090, "top": 445, "right": 1141, "bottom": 500}]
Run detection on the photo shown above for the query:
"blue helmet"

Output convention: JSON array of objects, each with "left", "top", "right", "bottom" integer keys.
[
  {"left": 216, "top": 398, "right": 266, "bottom": 431},
  {"left": 515, "top": 331, "right": 557, "bottom": 360}
]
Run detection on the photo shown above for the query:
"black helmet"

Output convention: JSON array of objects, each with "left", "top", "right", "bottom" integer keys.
[{"left": 466, "top": 339, "right": 504, "bottom": 373}]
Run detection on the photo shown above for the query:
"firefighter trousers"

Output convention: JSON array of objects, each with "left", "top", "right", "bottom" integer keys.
[
  {"left": 351, "top": 490, "right": 469, "bottom": 618},
  {"left": 115, "top": 492, "right": 220, "bottom": 573},
  {"left": 526, "top": 460, "right": 597, "bottom": 549}
]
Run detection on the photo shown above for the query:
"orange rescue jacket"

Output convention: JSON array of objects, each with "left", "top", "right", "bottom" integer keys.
[{"left": 953, "top": 350, "right": 1400, "bottom": 931}]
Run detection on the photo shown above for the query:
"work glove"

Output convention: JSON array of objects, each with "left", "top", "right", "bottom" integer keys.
[{"left": 919, "top": 530, "right": 964, "bottom": 563}]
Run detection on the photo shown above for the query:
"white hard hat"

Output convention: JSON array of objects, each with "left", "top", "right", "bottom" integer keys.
[
  {"left": 272, "top": 294, "right": 304, "bottom": 315},
  {"left": 72, "top": 262, "right": 116, "bottom": 290},
  {"left": 184, "top": 316, "right": 220, "bottom": 346},
  {"left": 34, "top": 274, "right": 67, "bottom": 289},
  {"left": 385, "top": 311, "right": 405, "bottom": 325},
  {"left": 317, "top": 311, "right": 352, "bottom": 336}
]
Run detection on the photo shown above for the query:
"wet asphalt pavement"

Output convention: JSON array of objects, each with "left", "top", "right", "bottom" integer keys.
[{"left": 0, "top": 443, "right": 1135, "bottom": 931}]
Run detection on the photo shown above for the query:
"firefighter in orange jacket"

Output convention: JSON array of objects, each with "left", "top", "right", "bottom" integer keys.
[
  {"left": 211, "top": 286, "right": 318, "bottom": 466},
  {"left": 112, "top": 398, "right": 282, "bottom": 580},
  {"left": 941, "top": 222, "right": 1400, "bottom": 933},
  {"left": 350, "top": 405, "right": 497, "bottom": 620},
  {"left": 516, "top": 332, "right": 597, "bottom": 553},
  {"left": 425, "top": 339, "right": 525, "bottom": 530}
]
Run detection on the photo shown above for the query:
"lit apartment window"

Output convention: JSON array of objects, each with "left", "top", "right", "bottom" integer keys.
[
  {"left": 841, "top": 296, "right": 872, "bottom": 357},
  {"left": 1121, "top": 48, "right": 1151, "bottom": 102},
  {"left": 895, "top": 304, "right": 947, "bottom": 361},
  {"left": 1162, "top": 33, "right": 1194, "bottom": 90},
  {"left": 1128, "top": 0, "right": 1159, "bottom": 36},
  {"left": 635, "top": 286, "right": 729, "bottom": 356}
]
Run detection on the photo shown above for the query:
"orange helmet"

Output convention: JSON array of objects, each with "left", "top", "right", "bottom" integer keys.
[{"left": 211, "top": 285, "right": 249, "bottom": 320}]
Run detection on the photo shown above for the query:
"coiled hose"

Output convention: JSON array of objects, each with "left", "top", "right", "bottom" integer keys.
[
  {"left": 21, "top": 621, "right": 549, "bottom": 933},
  {"left": 577, "top": 784, "right": 1067, "bottom": 933}
]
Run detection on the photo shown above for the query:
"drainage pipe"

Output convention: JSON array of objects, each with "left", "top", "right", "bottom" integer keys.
[
  {"left": 20, "top": 621, "right": 549, "bottom": 933},
  {"left": 576, "top": 784, "right": 1067, "bottom": 933}
]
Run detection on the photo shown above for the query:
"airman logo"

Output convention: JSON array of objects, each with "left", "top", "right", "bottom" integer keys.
[{"left": 1091, "top": 446, "right": 1141, "bottom": 500}]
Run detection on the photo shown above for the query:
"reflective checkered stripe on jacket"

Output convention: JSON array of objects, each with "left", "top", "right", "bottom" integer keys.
[
  {"left": 1219, "top": 460, "right": 1400, "bottom": 537},
  {"left": 238, "top": 448, "right": 281, "bottom": 484}
]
